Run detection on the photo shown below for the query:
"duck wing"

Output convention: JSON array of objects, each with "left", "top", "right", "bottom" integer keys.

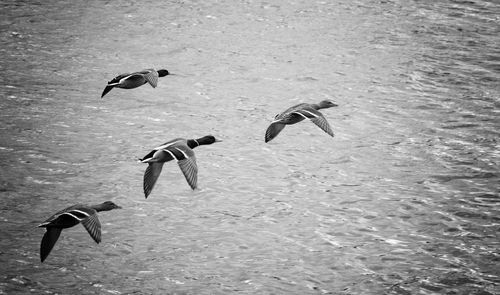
[
  {"left": 277, "top": 103, "right": 308, "bottom": 119},
  {"left": 169, "top": 144, "right": 198, "bottom": 190},
  {"left": 101, "top": 73, "right": 131, "bottom": 98},
  {"left": 265, "top": 103, "right": 309, "bottom": 142},
  {"left": 178, "top": 154, "right": 198, "bottom": 190},
  {"left": 38, "top": 205, "right": 89, "bottom": 228},
  {"left": 154, "top": 138, "right": 185, "bottom": 150},
  {"left": 108, "top": 73, "right": 130, "bottom": 84},
  {"left": 40, "top": 227, "right": 62, "bottom": 262},
  {"left": 139, "top": 139, "right": 185, "bottom": 162},
  {"left": 101, "top": 85, "right": 114, "bottom": 98},
  {"left": 140, "top": 69, "right": 159, "bottom": 88},
  {"left": 144, "top": 162, "right": 164, "bottom": 198},
  {"left": 265, "top": 122, "right": 286, "bottom": 143},
  {"left": 292, "top": 108, "right": 334, "bottom": 137},
  {"left": 39, "top": 205, "right": 76, "bottom": 226},
  {"left": 81, "top": 212, "right": 101, "bottom": 244}
]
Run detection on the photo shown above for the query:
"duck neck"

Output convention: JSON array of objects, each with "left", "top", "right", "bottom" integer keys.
[
  {"left": 310, "top": 103, "right": 322, "bottom": 110},
  {"left": 187, "top": 139, "right": 200, "bottom": 149},
  {"left": 311, "top": 101, "right": 333, "bottom": 110},
  {"left": 91, "top": 203, "right": 111, "bottom": 212}
]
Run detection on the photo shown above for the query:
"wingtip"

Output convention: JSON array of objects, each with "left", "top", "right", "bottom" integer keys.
[
  {"left": 40, "top": 249, "right": 48, "bottom": 262},
  {"left": 40, "top": 228, "right": 62, "bottom": 263},
  {"left": 101, "top": 86, "right": 113, "bottom": 98},
  {"left": 264, "top": 134, "right": 275, "bottom": 143}
]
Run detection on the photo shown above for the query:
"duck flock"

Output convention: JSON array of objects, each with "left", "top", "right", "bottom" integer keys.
[{"left": 38, "top": 68, "right": 339, "bottom": 262}]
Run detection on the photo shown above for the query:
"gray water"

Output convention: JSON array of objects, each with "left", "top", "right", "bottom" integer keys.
[{"left": 0, "top": 0, "right": 499, "bottom": 294}]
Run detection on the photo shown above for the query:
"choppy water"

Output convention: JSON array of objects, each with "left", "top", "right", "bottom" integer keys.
[{"left": 0, "top": 0, "right": 499, "bottom": 294}]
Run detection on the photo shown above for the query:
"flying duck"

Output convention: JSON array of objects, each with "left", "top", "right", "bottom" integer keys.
[
  {"left": 38, "top": 201, "right": 122, "bottom": 262},
  {"left": 139, "top": 135, "right": 221, "bottom": 198},
  {"left": 265, "top": 100, "right": 338, "bottom": 143},
  {"left": 101, "top": 68, "right": 170, "bottom": 98}
]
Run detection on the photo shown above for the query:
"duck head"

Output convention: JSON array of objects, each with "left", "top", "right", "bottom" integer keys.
[
  {"left": 198, "top": 135, "right": 222, "bottom": 145},
  {"left": 158, "top": 69, "right": 170, "bottom": 77},
  {"left": 188, "top": 135, "right": 222, "bottom": 148},
  {"left": 92, "top": 201, "right": 122, "bottom": 212},
  {"left": 318, "top": 100, "right": 338, "bottom": 109}
]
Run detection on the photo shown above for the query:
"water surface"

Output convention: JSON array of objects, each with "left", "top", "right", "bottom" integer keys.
[{"left": 0, "top": 0, "right": 499, "bottom": 294}]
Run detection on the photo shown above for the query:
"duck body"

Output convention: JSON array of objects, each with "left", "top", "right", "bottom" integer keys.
[
  {"left": 140, "top": 135, "right": 220, "bottom": 199},
  {"left": 265, "top": 100, "right": 338, "bottom": 143},
  {"left": 101, "top": 68, "right": 169, "bottom": 98},
  {"left": 38, "top": 201, "right": 121, "bottom": 262}
]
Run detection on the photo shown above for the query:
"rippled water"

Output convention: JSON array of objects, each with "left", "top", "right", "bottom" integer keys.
[{"left": 1, "top": 0, "right": 499, "bottom": 294}]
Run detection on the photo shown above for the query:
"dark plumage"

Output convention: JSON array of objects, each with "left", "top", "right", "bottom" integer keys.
[
  {"left": 38, "top": 201, "right": 121, "bottom": 262},
  {"left": 139, "top": 135, "right": 221, "bottom": 198},
  {"left": 101, "top": 68, "right": 170, "bottom": 98},
  {"left": 265, "top": 100, "right": 338, "bottom": 143}
]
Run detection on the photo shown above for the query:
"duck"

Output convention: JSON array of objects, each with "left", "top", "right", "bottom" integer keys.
[
  {"left": 139, "top": 135, "right": 221, "bottom": 198},
  {"left": 101, "top": 68, "right": 170, "bottom": 98},
  {"left": 38, "top": 201, "right": 122, "bottom": 262},
  {"left": 265, "top": 100, "right": 338, "bottom": 143}
]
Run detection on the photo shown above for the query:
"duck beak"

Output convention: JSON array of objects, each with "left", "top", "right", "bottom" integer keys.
[
  {"left": 215, "top": 139, "right": 223, "bottom": 142},
  {"left": 116, "top": 205, "right": 123, "bottom": 209}
]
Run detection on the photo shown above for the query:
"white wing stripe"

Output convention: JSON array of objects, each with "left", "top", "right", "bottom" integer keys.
[
  {"left": 162, "top": 149, "right": 178, "bottom": 161},
  {"left": 61, "top": 212, "right": 86, "bottom": 221},
  {"left": 118, "top": 75, "right": 133, "bottom": 84},
  {"left": 301, "top": 110, "right": 319, "bottom": 118},
  {"left": 292, "top": 111, "right": 309, "bottom": 119},
  {"left": 175, "top": 147, "right": 189, "bottom": 159},
  {"left": 71, "top": 209, "right": 90, "bottom": 217}
]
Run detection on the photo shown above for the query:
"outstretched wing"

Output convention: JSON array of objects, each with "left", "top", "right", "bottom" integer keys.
[
  {"left": 81, "top": 213, "right": 102, "bottom": 244},
  {"left": 275, "top": 103, "right": 308, "bottom": 119},
  {"left": 39, "top": 205, "right": 87, "bottom": 227},
  {"left": 40, "top": 227, "right": 62, "bottom": 262},
  {"left": 107, "top": 73, "right": 130, "bottom": 84},
  {"left": 139, "top": 139, "right": 185, "bottom": 162},
  {"left": 178, "top": 156, "right": 198, "bottom": 190},
  {"left": 265, "top": 122, "right": 286, "bottom": 143},
  {"left": 171, "top": 145, "right": 198, "bottom": 190},
  {"left": 144, "top": 162, "right": 164, "bottom": 198},
  {"left": 292, "top": 108, "right": 334, "bottom": 137},
  {"left": 101, "top": 85, "right": 114, "bottom": 98},
  {"left": 140, "top": 69, "right": 159, "bottom": 88}
]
